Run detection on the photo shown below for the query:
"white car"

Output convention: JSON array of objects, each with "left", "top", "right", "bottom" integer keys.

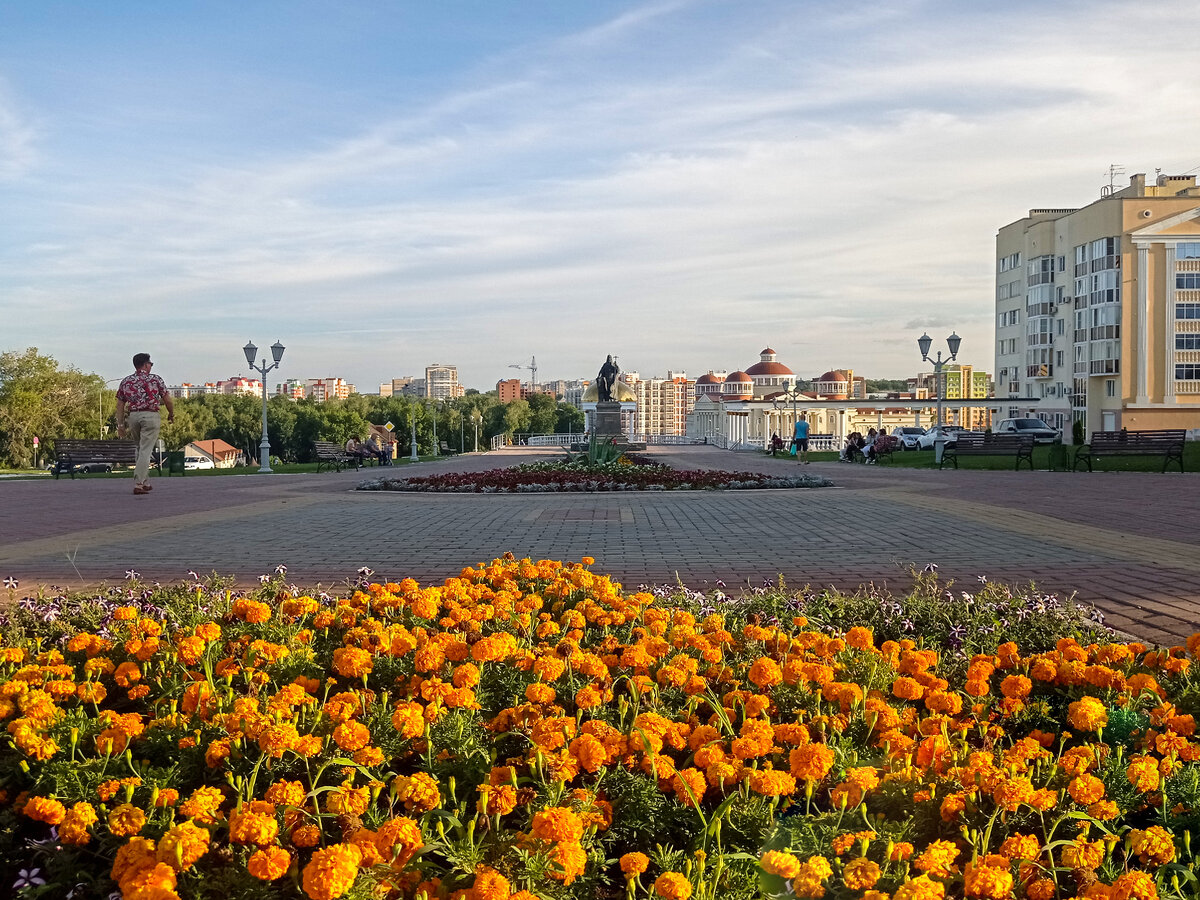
[
  {"left": 916, "top": 425, "right": 972, "bottom": 450},
  {"left": 890, "top": 426, "right": 927, "bottom": 450},
  {"left": 183, "top": 456, "right": 215, "bottom": 470}
]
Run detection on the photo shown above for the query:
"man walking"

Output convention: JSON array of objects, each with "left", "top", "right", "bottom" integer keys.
[
  {"left": 792, "top": 413, "right": 810, "bottom": 464},
  {"left": 115, "top": 353, "right": 174, "bottom": 495}
]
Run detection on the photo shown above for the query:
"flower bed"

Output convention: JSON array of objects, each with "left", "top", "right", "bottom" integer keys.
[
  {"left": 0, "top": 560, "right": 1195, "bottom": 900},
  {"left": 359, "top": 461, "right": 832, "bottom": 492}
]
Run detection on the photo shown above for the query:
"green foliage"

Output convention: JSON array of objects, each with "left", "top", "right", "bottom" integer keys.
[{"left": 0, "top": 348, "right": 107, "bottom": 467}]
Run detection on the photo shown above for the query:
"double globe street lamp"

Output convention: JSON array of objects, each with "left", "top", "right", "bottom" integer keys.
[
  {"left": 243, "top": 339, "right": 285, "bottom": 474},
  {"left": 918, "top": 330, "right": 961, "bottom": 463}
]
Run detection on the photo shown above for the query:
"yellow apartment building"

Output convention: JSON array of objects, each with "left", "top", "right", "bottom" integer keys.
[{"left": 996, "top": 172, "right": 1200, "bottom": 440}]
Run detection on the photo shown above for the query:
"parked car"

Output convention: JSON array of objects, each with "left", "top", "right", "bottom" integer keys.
[
  {"left": 890, "top": 426, "right": 927, "bottom": 450},
  {"left": 183, "top": 455, "right": 215, "bottom": 470},
  {"left": 916, "top": 425, "right": 969, "bottom": 450},
  {"left": 995, "top": 418, "right": 1060, "bottom": 444}
]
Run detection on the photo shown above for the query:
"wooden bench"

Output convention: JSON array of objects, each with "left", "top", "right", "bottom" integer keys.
[
  {"left": 439, "top": 441, "right": 458, "bottom": 456},
  {"left": 940, "top": 432, "right": 1034, "bottom": 470},
  {"left": 313, "top": 441, "right": 354, "bottom": 472},
  {"left": 1074, "top": 429, "right": 1186, "bottom": 473},
  {"left": 52, "top": 439, "right": 137, "bottom": 479}
]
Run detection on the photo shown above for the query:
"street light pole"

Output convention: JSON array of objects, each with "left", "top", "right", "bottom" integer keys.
[
  {"left": 918, "top": 331, "right": 961, "bottom": 464},
  {"left": 410, "top": 407, "right": 419, "bottom": 462},
  {"left": 432, "top": 399, "right": 439, "bottom": 455},
  {"left": 243, "top": 339, "right": 285, "bottom": 474},
  {"left": 772, "top": 381, "right": 806, "bottom": 449}
]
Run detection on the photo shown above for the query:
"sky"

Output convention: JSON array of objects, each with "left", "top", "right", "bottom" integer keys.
[{"left": 3, "top": 1, "right": 1200, "bottom": 392}]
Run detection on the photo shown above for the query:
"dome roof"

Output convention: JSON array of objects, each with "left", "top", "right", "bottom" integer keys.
[
  {"left": 725, "top": 370, "right": 753, "bottom": 383},
  {"left": 818, "top": 370, "right": 849, "bottom": 383},
  {"left": 695, "top": 372, "right": 724, "bottom": 384},
  {"left": 745, "top": 361, "right": 794, "bottom": 376},
  {"left": 760, "top": 347, "right": 776, "bottom": 355}
]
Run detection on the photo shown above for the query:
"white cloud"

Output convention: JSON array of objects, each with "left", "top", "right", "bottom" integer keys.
[
  {"left": 0, "top": 83, "right": 37, "bottom": 179},
  {"left": 5, "top": 1, "right": 1200, "bottom": 390}
]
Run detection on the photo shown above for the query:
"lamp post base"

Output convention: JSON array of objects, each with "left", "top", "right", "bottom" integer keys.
[{"left": 258, "top": 438, "right": 273, "bottom": 474}]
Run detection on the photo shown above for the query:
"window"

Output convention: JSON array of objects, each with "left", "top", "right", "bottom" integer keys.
[
  {"left": 1178, "top": 243, "right": 1200, "bottom": 259},
  {"left": 1178, "top": 303, "right": 1200, "bottom": 320},
  {"left": 1057, "top": 256, "right": 1066, "bottom": 272},
  {"left": 1178, "top": 333, "right": 1200, "bottom": 350},
  {"left": 999, "top": 251, "right": 1021, "bottom": 273},
  {"left": 1177, "top": 273, "right": 1200, "bottom": 290},
  {"left": 1056, "top": 351, "right": 1064, "bottom": 368},
  {"left": 1027, "top": 255, "right": 1055, "bottom": 285},
  {"left": 1177, "top": 364, "right": 1200, "bottom": 380},
  {"left": 1106, "top": 379, "right": 1116, "bottom": 398}
]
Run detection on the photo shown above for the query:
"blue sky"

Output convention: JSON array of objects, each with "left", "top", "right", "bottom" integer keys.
[{"left": 3, "top": 1, "right": 1200, "bottom": 391}]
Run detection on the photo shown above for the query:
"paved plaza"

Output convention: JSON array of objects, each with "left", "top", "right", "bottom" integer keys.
[{"left": 1, "top": 446, "right": 1198, "bottom": 645}]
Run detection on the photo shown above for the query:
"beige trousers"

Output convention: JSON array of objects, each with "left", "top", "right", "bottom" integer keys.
[{"left": 128, "top": 410, "right": 161, "bottom": 486}]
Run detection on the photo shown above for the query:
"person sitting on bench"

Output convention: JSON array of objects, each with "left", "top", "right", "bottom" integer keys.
[{"left": 344, "top": 437, "right": 373, "bottom": 466}]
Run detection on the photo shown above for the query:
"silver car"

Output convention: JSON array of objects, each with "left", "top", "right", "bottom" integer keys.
[
  {"left": 995, "top": 418, "right": 1060, "bottom": 444},
  {"left": 890, "top": 426, "right": 926, "bottom": 450}
]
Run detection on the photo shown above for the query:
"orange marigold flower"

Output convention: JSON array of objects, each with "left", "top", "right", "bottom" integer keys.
[
  {"left": 748, "top": 657, "right": 783, "bottom": 689},
  {"left": 393, "top": 772, "right": 440, "bottom": 813},
  {"left": 1067, "top": 696, "right": 1108, "bottom": 732},
  {"left": 470, "top": 865, "right": 510, "bottom": 900},
  {"left": 391, "top": 701, "right": 425, "bottom": 739},
  {"left": 653, "top": 872, "right": 692, "bottom": 900},
  {"left": 265, "top": 780, "right": 306, "bottom": 808},
  {"left": 229, "top": 801, "right": 279, "bottom": 846},
  {"left": 621, "top": 852, "right": 651, "bottom": 877},
  {"left": 531, "top": 806, "right": 584, "bottom": 843},
  {"left": 248, "top": 846, "right": 292, "bottom": 881},
  {"left": 760, "top": 850, "right": 802, "bottom": 879},
  {"left": 301, "top": 843, "right": 362, "bottom": 900},
  {"left": 333, "top": 720, "right": 371, "bottom": 752},
  {"left": 332, "top": 646, "right": 373, "bottom": 679},
  {"left": 892, "top": 874, "right": 946, "bottom": 900},
  {"left": 179, "top": 786, "right": 225, "bottom": 824},
  {"left": 156, "top": 819, "right": 211, "bottom": 871},
  {"left": 1110, "top": 871, "right": 1160, "bottom": 900},
  {"left": 23, "top": 796, "right": 66, "bottom": 825},
  {"left": 1128, "top": 825, "right": 1176, "bottom": 866},
  {"left": 842, "top": 857, "right": 881, "bottom": 891},
  {"left": 749, "top": 768, "right": 796, "bottom": 798},
  {"left": 107, "top": 802, "right": 146, "bottom": 837},
  {"left": 913, "top": 839, "right": 959, "bottom": 877},
  {"left": 58, "top": 801, "right": 99, "bottom": 846},
  {"left": 963, "top": 859, "right": 1013, "bottom": 899},
  {"left": 789, "top": 743, "right": 834, "bottom": 781},
  {"left": 1068, "top": 773, "right": 1105, "bottom": 805},
  {"left": 1000, "top": 674, "right": 1032, "bottom": 699},
  {"left": 1127, "top": 755, "right": 1160, "bottom": 793}
]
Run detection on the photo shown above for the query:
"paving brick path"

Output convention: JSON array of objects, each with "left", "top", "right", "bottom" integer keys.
[{"left": 1, "top": 447, "right": 1197, "bottom": 645}]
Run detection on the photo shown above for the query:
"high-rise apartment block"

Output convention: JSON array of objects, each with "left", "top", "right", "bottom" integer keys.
[
  {"left": 622, "top": 371, "right": 695, "bottom": 436},
  {"left": 996, "top": 172, "right": 1200, "bottom": 437},
  {"left": 305, "top": 378, "right": 354, "bottom": 402},
  {"left": 425, "top": 364, "right": 463, "bottom": 399},
  {"left": 496, "top": 379, "right": 523, "bottom": 402}
]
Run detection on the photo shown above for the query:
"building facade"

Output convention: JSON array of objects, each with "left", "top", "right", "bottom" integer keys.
[
  {"left": 305, "top": 378, "right": 354, "bottom": 402},
  {"left": 996, "top": 172, "right": 1200, "bottom": 439},
  {"left": 622, "top": 371, "right": 695, "bottom": 436},
  {"left": 425, "top": 364, "right": 464, "bottom": 399}
]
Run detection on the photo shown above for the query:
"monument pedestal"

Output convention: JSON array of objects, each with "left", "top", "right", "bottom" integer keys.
[{"left": 591, "top": 401, "right": 645, "bottom": 451}]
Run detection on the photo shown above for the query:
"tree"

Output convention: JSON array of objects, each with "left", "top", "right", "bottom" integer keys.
[
  {"left": 526, "top": 393, "right": 558, "bottom": 435},
  {"left": 0, "top": 348, "right": 104, "bottom": 467},
  {"left": 554, "top": 402, "right": 585, "bottom": 434}
]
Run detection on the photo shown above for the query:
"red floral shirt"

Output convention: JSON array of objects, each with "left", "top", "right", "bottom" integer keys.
[{"left": 116, "top": 372, "right": 169, "bottom": 412}]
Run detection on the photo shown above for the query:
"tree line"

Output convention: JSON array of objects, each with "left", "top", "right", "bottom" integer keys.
[{"left": 0, "top": 348, "right": 584, "bottom": 468}]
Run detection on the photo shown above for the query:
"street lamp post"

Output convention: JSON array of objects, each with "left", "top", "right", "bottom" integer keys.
[
  {"left": 772, "top": 381, "right": 806, "bottom": 448},
  {"left": 472, "top": 410, "right": 482, "bottom": 453},
  {"left": 243, "top": 339, "right": 285, "bottom": 474},
  {"left": 918, "top": 331, "right": 961, "bottom": 464},
  {"left": 409, "top": 407, "right": 419, "bottom": 462},
  {"left": 432, "top": 399, "right": 439, "bottom": 455}
]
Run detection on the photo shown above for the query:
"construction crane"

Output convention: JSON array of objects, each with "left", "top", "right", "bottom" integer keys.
[{"left": 509, "top": 356, "right": 537, "bottom": 393}]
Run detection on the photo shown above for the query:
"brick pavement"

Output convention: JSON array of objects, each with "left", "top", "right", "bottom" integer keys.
[{"left": 1, "top": 447, "right": 1197, "bottom": 645}]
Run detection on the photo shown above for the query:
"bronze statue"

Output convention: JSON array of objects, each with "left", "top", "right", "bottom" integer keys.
[{"left": 596, "top": 354, "right": 619, "bottom": 402}]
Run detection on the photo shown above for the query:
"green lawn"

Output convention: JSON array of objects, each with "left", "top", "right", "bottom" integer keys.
[{"left": 764, "top": 442, "right": 1198, "bottom": 472}]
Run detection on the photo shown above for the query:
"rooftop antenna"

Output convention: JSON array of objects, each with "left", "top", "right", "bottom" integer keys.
[
  {"left": 1103, "top": 163, "right": 1124, "bottom": 197},
  {"left": 509, "top": 356, "right": 537, "bottom": 392}
]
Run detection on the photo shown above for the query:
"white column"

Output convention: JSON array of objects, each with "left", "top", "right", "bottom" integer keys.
[
  {"left": 1165, "top": 245, "right": 1177, "bottom": 399},
  {"left": 1136, "top": 245, "right": 1150, "bottom": 403}
]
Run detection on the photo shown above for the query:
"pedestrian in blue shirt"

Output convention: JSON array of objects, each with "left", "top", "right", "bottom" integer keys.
[{"left": 792, "top": 414, "right": 810, "bottom": 464}]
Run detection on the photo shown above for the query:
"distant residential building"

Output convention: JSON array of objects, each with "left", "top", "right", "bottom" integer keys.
[
  {"left": 217, "top": 377, "right": 263, "bottom": 397},
  {"left": 276, "top": 380, "right": 306, "bottom": 399},
  {"left": 306, "top": 378, "right": 354, "bottom": 402},
  {"left": 402, "top": 379, "right": 426, "bottom": 398},
  {"left": 996, "top": 171, "right": 1200, "bottom": 438},
  {"left": 425, "top": 364, "right": 463, "bottom": 399},
  {"left": 496, "top": 378, "right": 523, "bottom": 402},
  {"left": 379, "top": 377, "right": 415, "bottom": 398},
  {"left": 624, "top": 371, "right": 695, "bottom": 436},
  {"left": 563, "top": 380, "right": 589, "bottom": 408},
  {"left": 909, "top": 364, "right": 994, "bottom": 430},
  {"left": 168, "top": 382, "right": 218, "bottom": 398}
]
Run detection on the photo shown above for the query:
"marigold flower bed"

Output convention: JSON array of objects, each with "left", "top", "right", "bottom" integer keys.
[
  {"left": 0, "top": 558, "right": 1195, "bottom": 900},
  {"left": 358, "top": 461, "right": 832, "bottom": 492}
]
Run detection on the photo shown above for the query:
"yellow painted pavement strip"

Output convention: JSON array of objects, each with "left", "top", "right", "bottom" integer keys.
[
  {"left": 863, "top": 485, "right": 1200, "bottom": 573},
  {"left": 0, "top": 494, "right": 329, "bottom": 567}
]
